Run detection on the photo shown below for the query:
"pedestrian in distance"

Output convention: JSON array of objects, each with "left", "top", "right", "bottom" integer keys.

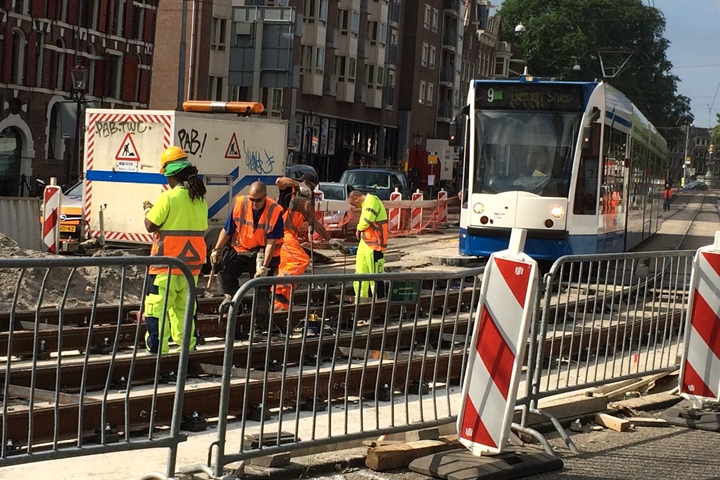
[
  {"left": 210, "top": 181, "right": 284, "bottom": 336},
  {"left": 663, "top": 182, "right": 672, "bottom": 211},
  {"left": 348, "top": 190, "right": 388, "bottom": 303},
  {"left": 142, "top": 146, "right": 208, "bottom": 354}
]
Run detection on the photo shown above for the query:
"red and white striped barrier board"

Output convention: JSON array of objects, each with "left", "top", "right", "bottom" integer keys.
[
  {"left": 42, "top": 184, "right": 62, "bottom": 253},
  {"left": 457, "top": 229, "right": 538, "bottom": 455},
  {"left": 411, "top": 190, "right": 424, "bottom": 232},
  {"left": 437, "top": 189, "right": 447, "bottom": 225},
  {"left": 679, "top": 232, "right": 720, "bottom": 408},
  {"left": 388, "top": 189, "right": 402, "bottom": 233}
]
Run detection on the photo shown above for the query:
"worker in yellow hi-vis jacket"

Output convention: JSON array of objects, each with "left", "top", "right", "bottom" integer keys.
[
  {"left": 142, "top": 146, "right": 208, "bottom": 354},
  {"left": 347, "top": 190, "right": 388, "bottom": 301}
]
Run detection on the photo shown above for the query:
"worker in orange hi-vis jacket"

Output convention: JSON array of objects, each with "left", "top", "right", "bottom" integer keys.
[{"left": 273, "top": 194, "right": 342, "bottom": 311}]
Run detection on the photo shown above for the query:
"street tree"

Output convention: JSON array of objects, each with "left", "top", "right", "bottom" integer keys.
[{"left": 499, "top": 0, "right": 693, "bottom": 145}]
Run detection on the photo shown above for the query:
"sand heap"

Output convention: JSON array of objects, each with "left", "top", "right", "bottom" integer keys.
[{"left": 0, "top": 233, "right": 147, "bottom": 311}]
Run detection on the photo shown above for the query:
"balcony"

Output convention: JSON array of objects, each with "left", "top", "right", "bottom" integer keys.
[
  {"left": 355, "top": 83, "right": 367, "bottom": 103},
  {"left": 437, "top": 100, "right": 453, "bottom": 123},
  {"left": 443, "top": 0, "right": 460, "bottom": 17},
  {"left": 440, "top": 65, "right": 455, "bottom": 86},
  {"left": 442, "top": 29, "right": 457, "bottom": 51},
  {"left": 337, "top": 79, "right": 355, "bottom": 103},
  {"left": 366, "top": 85, "right": 382, "bottom": 109}
]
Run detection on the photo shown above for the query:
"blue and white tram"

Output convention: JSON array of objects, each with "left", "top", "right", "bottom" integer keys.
[{"left": 453, "top": 78, "right": 667, "bottom": 261}]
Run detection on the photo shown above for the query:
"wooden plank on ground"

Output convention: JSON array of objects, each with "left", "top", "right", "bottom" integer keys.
[
  {"left": 513, "top": 393, "right": 609, "bottom": 426},
  {"left": 199, "top": 363, "right": 281, "bottom": 379},
  {"left": 603, "top": 371, "right": 675, "bottom": 401},
  {"left": 626, "top": 417, "right": 669, "bottom": 427},
  {"left": 7, "top": 385, "right": 98, "bottom": 404},
  {"left": 365, "top": 435, "right": 461, "bottom": 471},
  {"left": 595, "top": 413, "right": 630, "bottom": 432}
]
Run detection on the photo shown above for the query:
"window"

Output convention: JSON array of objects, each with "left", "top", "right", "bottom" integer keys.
[
  {"left": 12, "top": 0, "right": 29, "bottom": 15},
  {"left": 339, "top": 9, "right": 349, "bottom": 34},
  {"left": 426, "top": 83, "right": 433, "bottom": 106},
  {"left": 368, "top": 21, "right": 378, "bottom": 43},
  {"left": 304, "top": 0, "right": 316, "bottom": 19},
  {"left": 229, "top": 86, "right": 241, "bottom": 101},
  {"left": 135, "top": 55, "right": 143, "bottom": 102},
  {"left": 211, "top": 17, "right": 227, "bottom": 51},
  {"left": 366, "top": 65, "right": 374, "bottom": 85},
  {"left": 270, "top": 88, "right": 283, "bottom": 112},
  {"left": 112, "top": 0, "right": 127, "bottom": 36},
  {"left": 315, "top": 47, "right": 325, "bottom": 74},
  {"left": 208, "top": 76, "right": 224, "bottom": 101},
  {"left": 35, "top": 33, "right": 45, "bottom": 87},
  {"left": 91, "top": 0, "right": 101, "bottom": 30},
  {"left": 432, "top": 8, "right": 438, "bottom": 32},
  {"left": 107, "top": 53, "right": 123, "bottom": 98},
  {"left": 421, "top": 43, "right": 428, "bottom": 67},
  {"left": 48, "top": 103, "right": 64, "bottom": 160},
  {"left": 348, "top": 57, "right": 356, "bottom": 82},
  {"left": 429, "top": 46, "right": 436, "bottom": 69},
  {"left": 379, "top": 23, "right": 387, "bottom": 45},
  {"left": 86, "top": 45, "right": 96, "bottom": 96},
  {"left": 424, "top": 5, "right": 431, "bottom": 29},
  {"left": 376, "top": 66, "right": 384, "bottom": 87},
  {"left": 351, "top": 12, "right": 360, "bottom": 34},
  {"left": 319, "top": 0, "right": 328, "bottom": 24},
  {"left": 11, "top": 29, "right": 26, "bottom": 85},
  {"left": 419, "top": 81, "right": 426, "bottom": 104},
  {"left": 494, "top": 57, "right": 504, "bottom": 76},
  {"left": 60, "top": 1, "right": 69, "bottom": 22},
  {"left": 301, "top": 45, "right": 312, "bottom": 72},
  {"left": 55, "top": 39, "right": 66, "bottom": 90},
  {"left": 132, "top": 4, "right": 146, "bottom": 40},
  {"left": 336, "top": 55, "right": 356, "bottom": 83}
]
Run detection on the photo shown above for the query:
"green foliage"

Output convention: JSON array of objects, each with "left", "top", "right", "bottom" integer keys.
[{"left": 499, "top": 0, "right": 693, "bottom": 144}]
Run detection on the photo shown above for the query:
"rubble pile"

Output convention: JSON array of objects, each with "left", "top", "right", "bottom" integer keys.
[{"left": 0, "top": 233, "right": 146, "bottom": 311}]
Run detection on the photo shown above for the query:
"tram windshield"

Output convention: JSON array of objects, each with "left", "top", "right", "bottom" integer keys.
[{"left": 473, "top": 111, "right": 581, "bottom": 197}]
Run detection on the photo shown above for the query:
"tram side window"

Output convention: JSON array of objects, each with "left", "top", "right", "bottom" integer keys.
[
  {"left": 600, "top": 124, "right": 628, "bottom": 214},
  {"left": 573, "top": 155, "right": 598, "bottom": 214}
]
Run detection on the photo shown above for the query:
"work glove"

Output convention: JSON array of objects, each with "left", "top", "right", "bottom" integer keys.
[
  {"left": 255, "top": 266, "right": 270, "bottom": 278},
  {"left": 329, "top": 238, "right": 342, "bottom": 250},
  {"left": 298, "top": 182, "right": 313, "bottom": 199},
  {"left": 210, "top": 248, "right": 222, "bottom": 265}
]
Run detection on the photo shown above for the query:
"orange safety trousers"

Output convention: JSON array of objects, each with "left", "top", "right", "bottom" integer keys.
[{"left": 273, "top": 235, "right": 311, "bottom": 311}]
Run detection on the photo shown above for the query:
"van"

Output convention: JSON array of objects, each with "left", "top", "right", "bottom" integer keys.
[{"left": 338, "top": 168, "right": 410, "bottom": 200}]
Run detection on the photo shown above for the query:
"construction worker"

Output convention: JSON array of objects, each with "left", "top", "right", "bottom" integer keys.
[
  {"left": 276, "top": 172, "right": 318, "bottom": 211},
  {"left": 211, "top": 181, "right": 283, "bottom": 334},
  {"left": 347, "top": 190, "right": 388, "bottom": 302},
  {"left": 142, "top": 146, "right": 208, "bottom": 354},
  {"left": 274, "top": 193, "right": 342, "bottom": 311}
]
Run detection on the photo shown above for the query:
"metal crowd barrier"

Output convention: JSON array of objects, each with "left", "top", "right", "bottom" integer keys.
[
  {"left": 0, "top": 256, "right": 196, "bottom": 480},
  {"left": 519, "top": 250, "right": 694, "bottom": 417},
  {"left": 183, "top": 267, "right": 484, "bottom": 478}
]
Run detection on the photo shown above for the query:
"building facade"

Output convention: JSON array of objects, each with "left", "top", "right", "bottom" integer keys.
[
  {"left": 666, "top": 126, "right": 718, "bottom": 185},
  {"left": 0, "top": 0, "right": 158, "bottom": 197},
  {"left": 150, "top": 0, "right": 519, "bottom": 185}
]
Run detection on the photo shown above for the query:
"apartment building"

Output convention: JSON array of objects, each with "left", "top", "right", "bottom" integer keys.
[
  {"left": 665, "top": 126, "right": 718, "bottom": 185},
  {"left": 0, "top": 0, "right": 158, "bottom": 196},
  {"left": 151, "top": 0, "right": 519, "bottom": 183}
]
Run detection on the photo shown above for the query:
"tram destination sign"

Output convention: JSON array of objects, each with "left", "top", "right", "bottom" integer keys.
[{"left": 476, "top": 83, "right": 585, "bottom": 112}]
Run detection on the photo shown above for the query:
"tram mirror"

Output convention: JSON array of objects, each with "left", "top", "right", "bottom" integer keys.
[{"left": 581, "top": 126, "right": 593, "bottom": 150}]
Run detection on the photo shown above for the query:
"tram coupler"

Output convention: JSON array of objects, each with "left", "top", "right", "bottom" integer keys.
[
  {"left": 181, "top": 411, "right": 207, "bottom": 432},
  {"left": 36, "top": 340, "right": 50, "bottom": 361},
  {"left": 300, "top": 395, "right": 327, "bottom": 412}
]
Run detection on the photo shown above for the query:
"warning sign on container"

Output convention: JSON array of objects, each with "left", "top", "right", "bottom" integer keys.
[
  {"left": 225, "top": 133, "right": 242, "bottom": 159},
  {"left": 116, "top": 133, "right": 140, "bottom": 162}
]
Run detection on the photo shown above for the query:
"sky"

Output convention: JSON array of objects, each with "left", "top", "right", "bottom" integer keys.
[{"left": 493, "top": 0, "right": 720, "bottom": 128}]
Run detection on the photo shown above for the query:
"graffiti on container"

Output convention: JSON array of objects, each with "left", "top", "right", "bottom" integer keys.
[
  {"left": 243, "top": 141, "right": 275, "bottom": 175},
  {"left": 177, "top": 128, "right": 208, "bottom": 157},
  {"left": 96, "top": 121, "right": 149, "bottom": 138}
]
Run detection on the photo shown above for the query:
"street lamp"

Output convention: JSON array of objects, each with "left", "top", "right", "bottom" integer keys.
[
  {"left": 514, "top": 22, "right": 526, "bottom": 33},
  {"left": 706, "top": 143, "right": 716, "bottom": 188},
  {"left": 71, "top": 62, "right": 88, "bottom": 183}
]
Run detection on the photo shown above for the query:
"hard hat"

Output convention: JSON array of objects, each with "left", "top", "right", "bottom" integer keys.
[{"left": 160, "top": 146, "right": 188, "bottom": 173}]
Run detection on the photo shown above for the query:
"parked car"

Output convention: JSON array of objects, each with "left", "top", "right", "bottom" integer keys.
[
  {"left": 286, "top": 163, "right": 317, "bottom": 180},
  {"left": 684, "top": 180, "right": 708, "bottom": 191},
  {"left": 58, "top": 182, "right": 84, "bottom": 240},
  {"left": 318, "top": 182, "right": 355, "bottom": 236},
  {"left": 338, "top": 168, "right": 410, "bottom": 200}
]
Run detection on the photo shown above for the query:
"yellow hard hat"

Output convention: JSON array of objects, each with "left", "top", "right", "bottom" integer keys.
[{"left": 160, "top": 146, "right": 188, "bottom": 173}]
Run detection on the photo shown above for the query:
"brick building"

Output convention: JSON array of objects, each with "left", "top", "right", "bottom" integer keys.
[
  {"left": 0, "top": 0, "right": 157, "bottom": 197},
  {"left": 150, "top": 0, "right": 519, "bottom": 185},
  {"left": 666, "top": 126, "right": 718, "bottom": 185}
]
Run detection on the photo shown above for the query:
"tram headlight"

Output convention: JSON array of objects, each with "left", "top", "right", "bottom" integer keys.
[
  {"left": 550, "top": 206, "right": 565, "bottom": 219},
  {"left": 473, "top": 202, "right": 484, "bottom": 214}
]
